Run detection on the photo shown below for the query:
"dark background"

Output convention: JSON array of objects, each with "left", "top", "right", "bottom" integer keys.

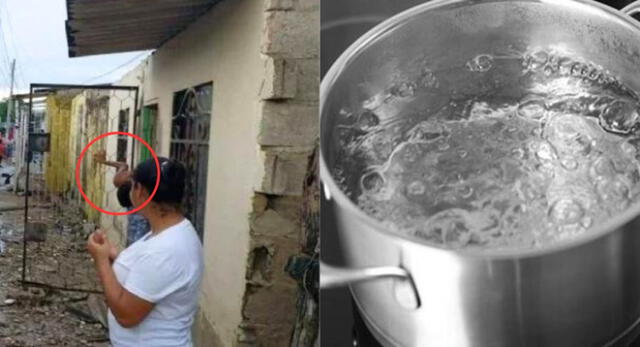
[{"left": 320, "top": 0, "right": 638, "bottom": 346}]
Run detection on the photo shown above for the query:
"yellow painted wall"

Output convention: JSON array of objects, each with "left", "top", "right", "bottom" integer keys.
[
  {"left": 47, "top": 92, "right": 109, "bottom": 223},
  {"left": 45, "top": 96, "right": 72, "bottom": 194},
  {"left": 69, "top": 94, "right": 85, "bottom": 203},
  {"left": 83, "top": 93, "right": 109, "bottom": 222}
]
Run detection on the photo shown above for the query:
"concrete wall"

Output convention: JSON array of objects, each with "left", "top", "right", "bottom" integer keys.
[
  {"left": 100, "top": 0, "right": 319, "bottom": 345},
  {"left": 240, "top": 0, "right": 319, "bottom": 345}
]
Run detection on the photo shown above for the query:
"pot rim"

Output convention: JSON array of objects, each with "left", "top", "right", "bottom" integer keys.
[{"left": 320, "top": 0, "right": 640, "bottom": 259}]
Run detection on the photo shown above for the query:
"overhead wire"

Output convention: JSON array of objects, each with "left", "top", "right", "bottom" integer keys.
[
  {"left": 0, "top": 3, "right": 16, "bottom": 95},
  {"left": 0, "top": 0, "right": 28, "bottom": 91},
  {"left": 0, "top": 26, "right": 12, "bottom": 85},
  {"left": 82, "top": 51, "right": 150, "bottom": 84}
]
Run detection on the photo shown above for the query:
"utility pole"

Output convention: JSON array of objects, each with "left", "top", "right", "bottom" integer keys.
[{"left": 8, "top": 59, "right": 15, "bottom": 125}]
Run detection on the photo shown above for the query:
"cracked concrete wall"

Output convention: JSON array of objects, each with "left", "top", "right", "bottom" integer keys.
[{"left": 238, "top": 0, "right": 319, "bottom": 345}]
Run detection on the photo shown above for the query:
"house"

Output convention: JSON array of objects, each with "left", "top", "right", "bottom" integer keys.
[{"left": 64, "top": 0, "right": 319, "bottom": 346}]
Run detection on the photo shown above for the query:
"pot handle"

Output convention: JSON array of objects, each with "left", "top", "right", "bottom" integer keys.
[
  {"left": 320, "top": 261, "right": 421, "bottom": 309},
  {"left": 622, "top": 1, "right": 640, "bottom": 16},
  {"left": 321, "top": 261, "right": 410, "bottom": 288}
]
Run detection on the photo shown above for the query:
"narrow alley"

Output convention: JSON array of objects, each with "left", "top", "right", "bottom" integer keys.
[{"left": 0, "top": 191, "right": 109, "bottom": 346}]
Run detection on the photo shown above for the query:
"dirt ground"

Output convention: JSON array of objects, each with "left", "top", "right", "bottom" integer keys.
[{"left": 0, "top": 191, "right": 110, "bottom": 347}]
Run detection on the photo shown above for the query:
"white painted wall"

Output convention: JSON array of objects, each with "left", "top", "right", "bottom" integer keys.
[
  {"left": 105, "top": 0, "right": 266, "bottom": 344},
  {"left": 102, "top": 74, "right": 142, "bottom": 245}
]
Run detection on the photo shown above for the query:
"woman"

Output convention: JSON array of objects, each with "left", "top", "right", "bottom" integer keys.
[
  {"left": 93, "top": 149, "right": 150, "bottom": 246},
  {"left": 0, "top": 136, "right": 5, "bottom": 166},
  {"left": 87, "top": 157, "right": 204, "bottom": 347}
]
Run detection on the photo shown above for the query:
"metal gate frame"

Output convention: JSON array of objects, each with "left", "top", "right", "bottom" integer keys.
[{"left": 21, "top": 83, "right": 139, "bottom": 293}]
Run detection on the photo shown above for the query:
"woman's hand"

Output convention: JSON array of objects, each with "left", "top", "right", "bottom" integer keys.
[
  {"left": 93, "top": 149, "right": 107, "bottom": 163},
  {"left": 87, "top": 230, "right": 112, "bottom": 263}
]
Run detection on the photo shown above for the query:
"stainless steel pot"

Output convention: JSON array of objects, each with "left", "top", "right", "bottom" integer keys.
[{"left": 320, "top": 1, "right": 640, "bottom": 346}]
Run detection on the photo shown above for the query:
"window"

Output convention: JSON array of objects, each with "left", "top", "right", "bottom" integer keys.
[
  {"left": 170, "top": 83, "right": 212, "bottom": 241},
  {"left": 139, "top": 105, "right": 158, "bottom": 162},
  {"left": 117, "top": 108, "right": 129, "bottom": 162}
]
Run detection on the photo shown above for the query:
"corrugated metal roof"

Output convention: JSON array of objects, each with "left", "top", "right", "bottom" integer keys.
[{"left": 65, "top": 0, "right": 221, "bottom": 57}]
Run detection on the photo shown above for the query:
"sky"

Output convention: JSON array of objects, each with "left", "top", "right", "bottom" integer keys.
[{"left": 0, "top": 0, "right": 151, "bottom": 98}]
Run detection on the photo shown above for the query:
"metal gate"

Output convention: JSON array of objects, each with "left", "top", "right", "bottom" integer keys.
[
  {"left": 170, "top": 83, "right": 211, "bottom": 240},
  {"left": 20, "top": 83, "right": 139, "bottom": 293}
]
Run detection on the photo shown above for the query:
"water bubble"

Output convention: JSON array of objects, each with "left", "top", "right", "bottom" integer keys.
[
  {"left": 557, "top": 57, "right": 574, "bottom": 75},
  {"left": 555, "top": 223, "right": 585, "bottom": 238},
  {"left": 417, "top": 68, "right": 438, "bottom": 88},
  {"left": 543, "top": 65, "right": 555, "bottom": 76},
  {"left": 390, "top": 82, "right": 416, "bottom": 98},
  {"left": 399, "top": 143, "right": 421, "bottom": 163},
  {"left": 339, "top": 108, "right": 350, "bottom": 116},
  {"left": 580, "top": 65, "right": 592, "bottom": 78},
  {"left": 596, "top": 178, "right": 631, "bottom": 212},
  {"left": 361, "top": 171, "right": 385, "bottom": 194},
  {"left": 528, "top": 50, "right": 548, "bottom": 70},
  {"left": 599, "top": 100, "right": 639, "bottom": 135},
  {"left": 337, "top": 126, "right": 356, "bottom": 147},
  {"left": 467, "top": 54, "right": 494, "bottom": 72},
  {"left": 560, "top": 156, "right": 578, "bottom": 170},
  {"left": 406, "top": 180, "right": 426, "bottom": 196},
  {"left": 621, "top": 141, "right": 636, "bottom": 158},
  {"left": 544, "top": 114, "right": 593, "bottom": 156},
  {"left": 425, "top": 209, "right": 478, "bottom": 247},
  {"left": 362, "top": 131, "right": 397, "bottom": 163},
  {"left": 613, "top": 179, "right": 630, "bottom": 198},
  {"left": 581, "top": 216, "right": 593, "bottom": 228},
  {"left": 516, "top": 180, "right": 544, "bottom": 201},
  {"left": 407, "top": 121, "right": 449, "bottom": 143},
  {"left": 511, "top": 147, "right": 525, "bottom": 159},
  {"left": 457, "top": 185, "right": 474, "bottom": 198},
  {"left": 356, "top": 110, "right": 380, "bottom": 131},
  {"left": 597, "top": 74, "right": 609, "bottom": 85},
  {"left": 531, "top": 127, "right": 543, "bottom": 137},
  {"left": 570, "top": 62, "right": 584, "bottom": 77},
  {"left": 590, "top": 157, "right": 617, "bottom": 180},
  {"left": 549, "top": 199, "right": 584, "bottom": 225},
  {"left": 535, "top": 141, "right": 557, "bottom": 162},
  {"left": 587, "top": 69, "right": 600, "bottom": 81},
  {"left": 517, "top": 99, "right": 546, "bottom": 120},
  {"left": 512, "top": 204, "right": 525, "bottom": 214},
  {"left": 437, "top": 140, "right": 451, "bottom": 151},
  {"left": 587, "top": 96, "right": 613, "bottom": 115}
]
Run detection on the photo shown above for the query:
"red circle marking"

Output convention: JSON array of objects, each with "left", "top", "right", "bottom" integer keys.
[{"left": 75, "top": 131, "right": 160, "bottom": 216}]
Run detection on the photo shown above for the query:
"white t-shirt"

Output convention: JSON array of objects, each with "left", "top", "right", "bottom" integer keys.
[{"left": 108, "top": 218, "right": 204, "bottom": 347}]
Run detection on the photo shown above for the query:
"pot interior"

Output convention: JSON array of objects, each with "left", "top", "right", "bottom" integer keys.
[{"left": 321, "top": 0, "right": 640, "bottom": 251}]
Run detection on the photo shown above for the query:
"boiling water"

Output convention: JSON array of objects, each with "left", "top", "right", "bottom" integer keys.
[{"left": 333, "top": 49, "right": 640, "bottom": 250}]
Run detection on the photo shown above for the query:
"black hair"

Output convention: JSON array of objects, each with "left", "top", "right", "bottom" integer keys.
[
  {"left": 132, "top": 157, "right": 186, "bottom": 208},
  {"left": 117, "top": 182, "right": 133, "bottom": 208}
]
